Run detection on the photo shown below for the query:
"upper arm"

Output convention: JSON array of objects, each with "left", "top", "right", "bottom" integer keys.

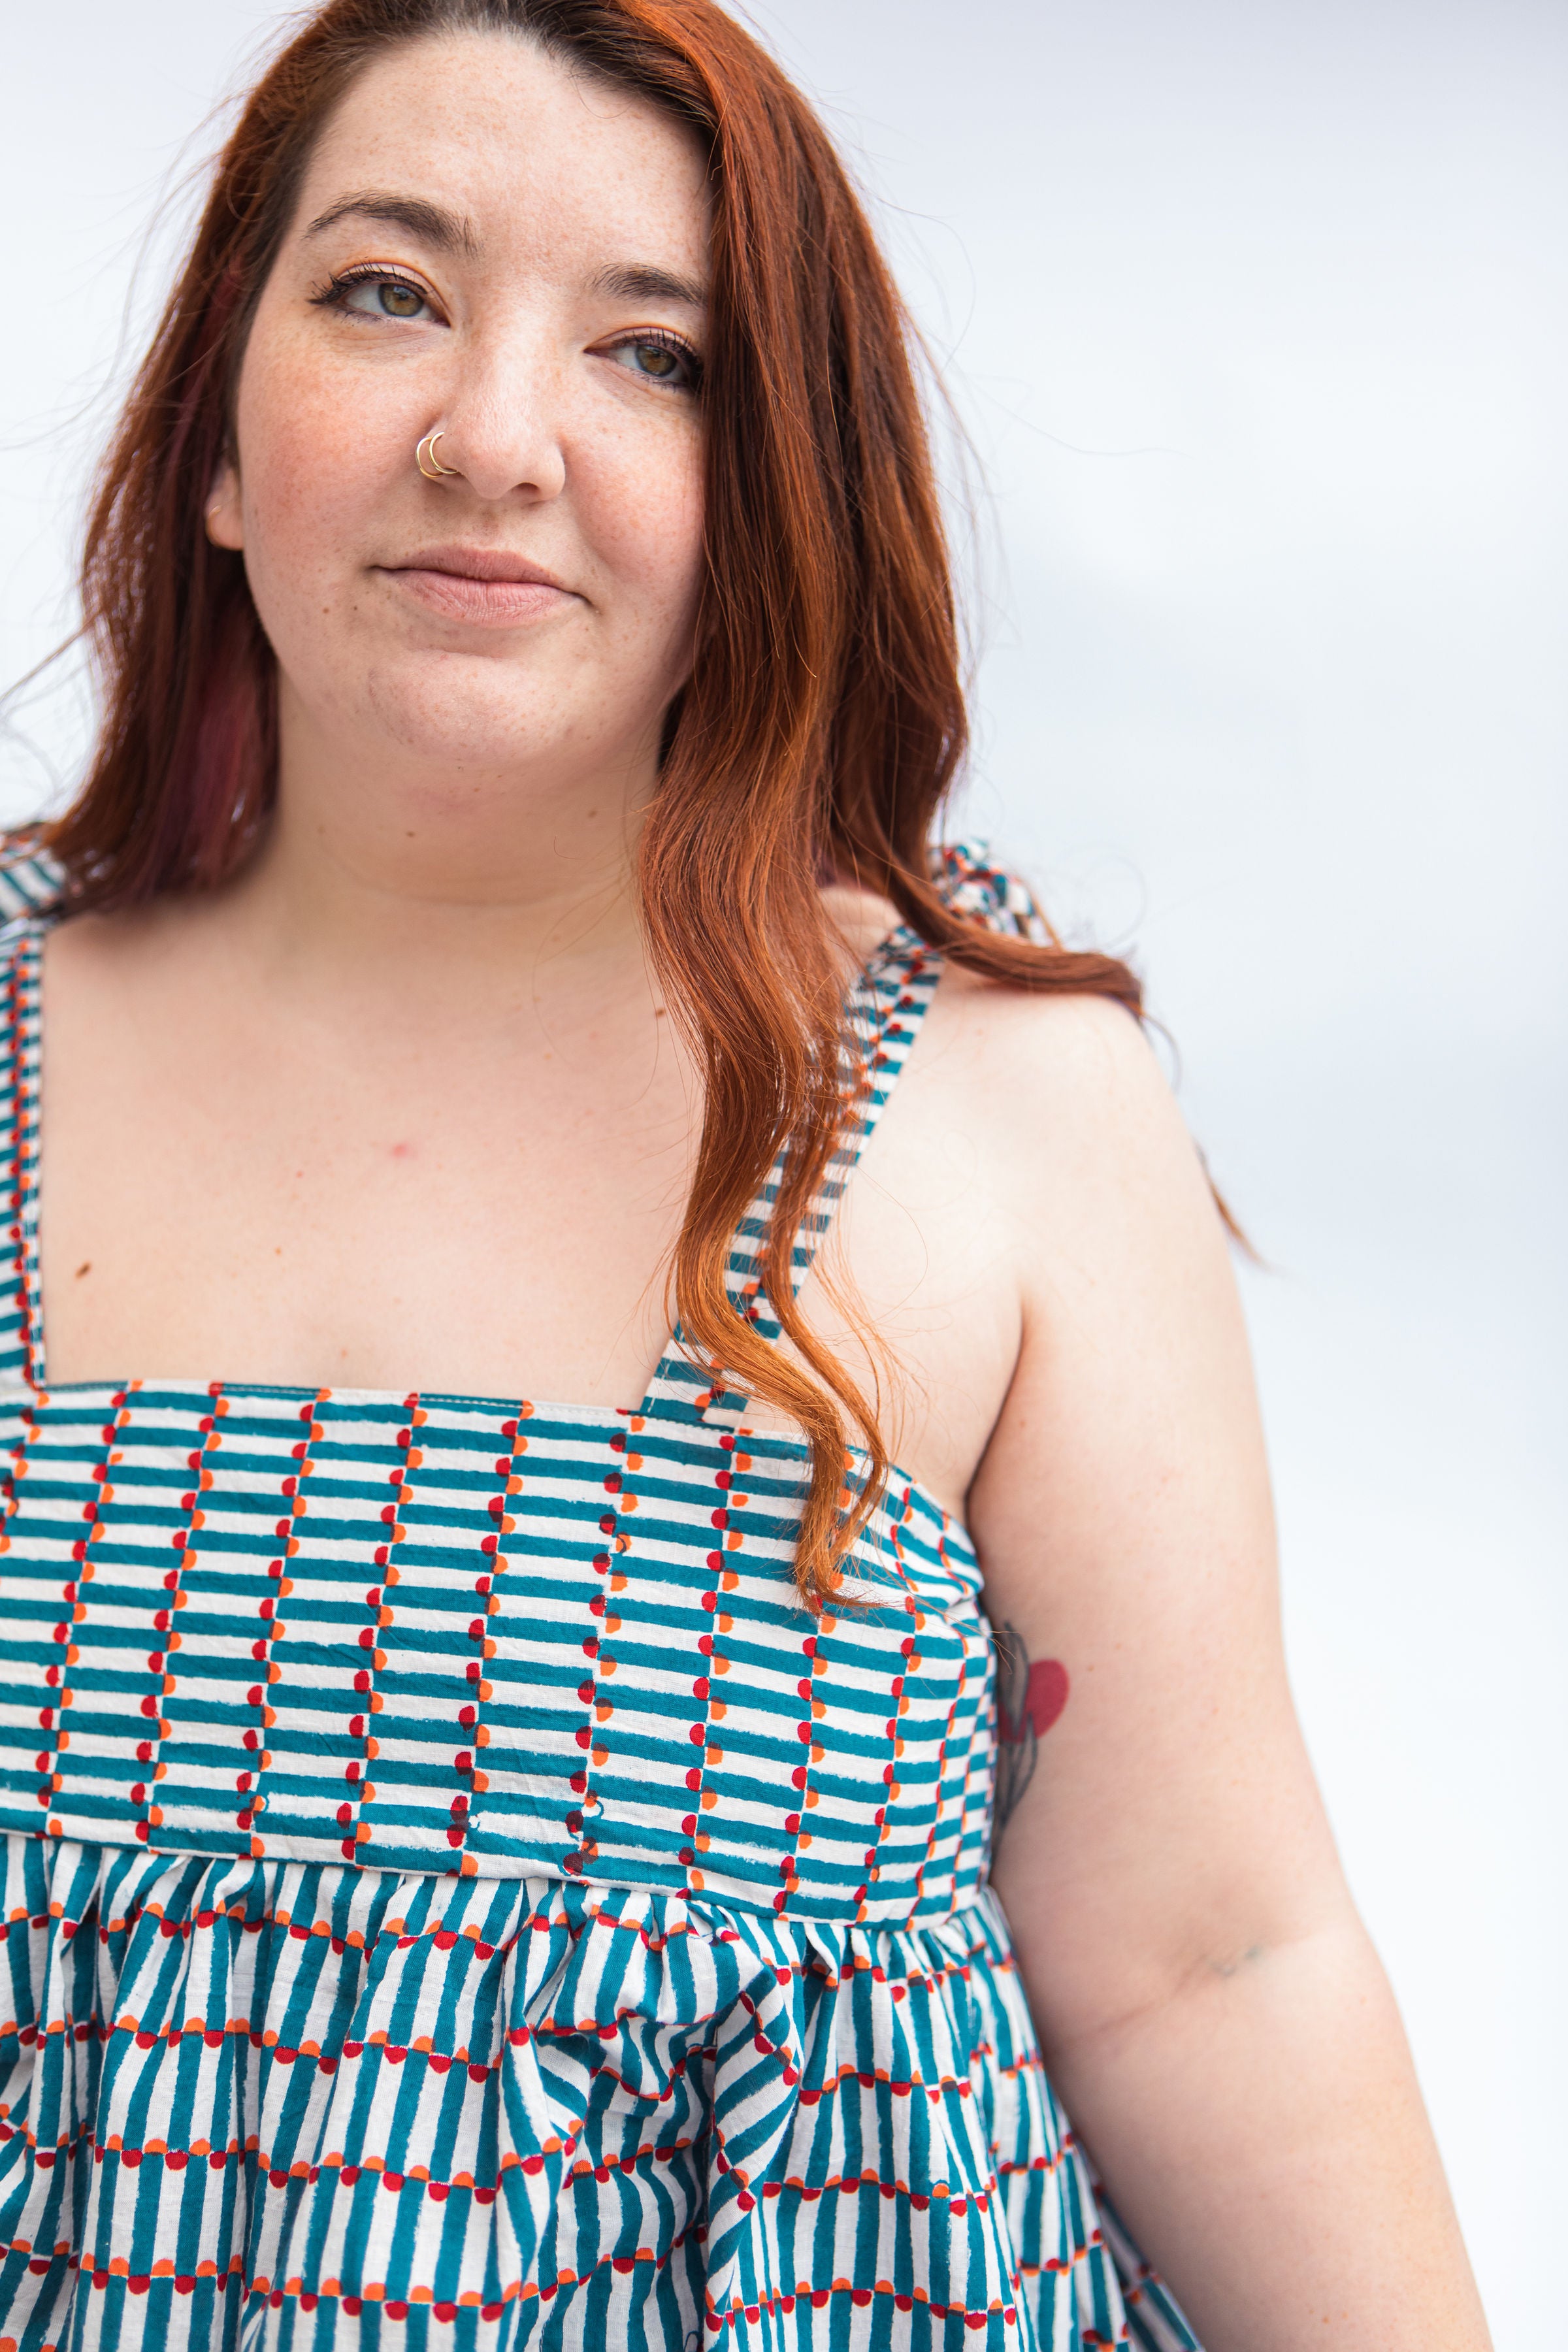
[{"left": 966, "top": 991, "right": 1351, "bottom": 2050}]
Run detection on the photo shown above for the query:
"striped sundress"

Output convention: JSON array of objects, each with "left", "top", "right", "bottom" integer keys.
[{"left": 0, "top": 841, "right": 1200, "bottom": 2351}]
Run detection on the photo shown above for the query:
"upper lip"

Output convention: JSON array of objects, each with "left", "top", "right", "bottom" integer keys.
[{"left": 384, "top": 544, "right": 574, "bottom": 593}]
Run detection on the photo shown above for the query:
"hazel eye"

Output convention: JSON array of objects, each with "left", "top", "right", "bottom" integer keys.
[
  {"left": 603, "top": 334, "right": 700, "bottom": 392},
  {"left": 374, "top": 282, "right": 426, "bottom": 319},
  {"left": 323, "top": 271, "right": 438, "bottom": 323}
]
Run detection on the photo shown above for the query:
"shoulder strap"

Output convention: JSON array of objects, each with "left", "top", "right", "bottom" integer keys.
[
  {"left": 636, "top": 929, "right": 942, "bottom": 1428},
  {"left": 928, "top": 837, "right": 1055, "bottom": 943},
  {"left": 637, "top": 840, "right": 1037, "bottom": 1428},
  {"left": 0, "top": 836, "right": 67, "bottom": 927},
  {"left": 0, "top": 838, "right": 63, "bottom": 1388}
]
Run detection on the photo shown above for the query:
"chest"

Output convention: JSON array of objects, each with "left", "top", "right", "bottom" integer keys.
[
  {"left": 38, "top": 948, "right": 698, "bottom": 1409},
  {"left": 30, "top": 924, "right": 1021, "bottom": 1516}
]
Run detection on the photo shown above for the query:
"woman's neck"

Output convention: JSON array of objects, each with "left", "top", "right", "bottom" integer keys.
[{"left": 212, "top": 687, "right": 662, "bottom": 1026}]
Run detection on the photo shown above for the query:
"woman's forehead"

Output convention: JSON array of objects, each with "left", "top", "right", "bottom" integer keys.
[{"left": 289, "top": 29, "right": 711, "bottom": 285}]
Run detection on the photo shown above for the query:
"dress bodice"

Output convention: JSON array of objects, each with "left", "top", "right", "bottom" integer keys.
[{"left": 0, "top": 843, "right": 1019, "bottom": 1926}]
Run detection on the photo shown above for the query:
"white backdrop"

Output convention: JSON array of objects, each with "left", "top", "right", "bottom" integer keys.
[{"left": 3, "top": 4, "right": 1563, "bottom": 2340}]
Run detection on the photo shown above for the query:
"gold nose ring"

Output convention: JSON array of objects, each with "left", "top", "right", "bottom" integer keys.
[{"left": 416, "top": 429, "right": 460, "bottom": 481}]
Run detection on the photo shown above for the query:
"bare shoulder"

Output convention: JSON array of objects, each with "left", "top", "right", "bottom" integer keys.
[
  {"left": 820, "top": 877, "right": 1235, "bottom": 1360},
  {"left": 823, "top": 876, "right": 1191, "bottom": 1183},
  {"left": 908, "top": 962, "right": 1226, "bottom": 1270},
  {"left": 919, "top": 957, "right": 1158, "bottom": 1101}
]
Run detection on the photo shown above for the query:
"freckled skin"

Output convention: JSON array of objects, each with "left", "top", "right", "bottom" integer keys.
[
  {"left": 31, "top": 33, "right": 1492, "bottom": 2342},
  {"left": 41, "top": 32, "right": 713, "bottom": 1409},
  {"left": 206, "top": 35, "right": 709, "bottom": 808}
]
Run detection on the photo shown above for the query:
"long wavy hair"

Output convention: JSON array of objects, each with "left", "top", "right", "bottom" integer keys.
[{"left": 47, "top": 0, "right": 1143, "bottom": 1603}]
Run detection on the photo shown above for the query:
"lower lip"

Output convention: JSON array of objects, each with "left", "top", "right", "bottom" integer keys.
[{"left": 385, "top": 568, "right": 576, "bottom": 625}]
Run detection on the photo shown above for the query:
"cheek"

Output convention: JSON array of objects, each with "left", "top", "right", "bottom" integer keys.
[
  {"left": 578, "top": 416, "right": 706, "bottom": 626},
  {"left": 233, "top": 335, "right": 410, "bottom": 611}
]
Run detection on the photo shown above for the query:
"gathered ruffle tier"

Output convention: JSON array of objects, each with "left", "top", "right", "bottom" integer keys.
[{"left": 0, "top": 1837, "right": 1195, "bottom": 2351}]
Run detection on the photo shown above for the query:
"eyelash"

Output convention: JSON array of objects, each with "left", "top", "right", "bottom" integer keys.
[
  {"left": 610, "top": 327, "right": 704, "bottom": 393},
  {"left": 310, "top": 263, "right": 440, "bottom": 321},
  {"left": 310, "top": 267, "right": 703, "bottom": 391}
]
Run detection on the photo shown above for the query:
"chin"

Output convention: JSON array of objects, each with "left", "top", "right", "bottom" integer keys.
[{"left": 359, "top": 659, "right": 583, "bottom": 772}]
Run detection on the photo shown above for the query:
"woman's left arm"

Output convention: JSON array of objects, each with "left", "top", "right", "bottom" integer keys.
[{"left": 967, "top": 992, "right": 1491, "bottom": 2352}]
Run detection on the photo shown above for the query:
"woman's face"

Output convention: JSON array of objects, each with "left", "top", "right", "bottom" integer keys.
[{"left": 210, "top": 31, "right": 710, "bottom": 811}]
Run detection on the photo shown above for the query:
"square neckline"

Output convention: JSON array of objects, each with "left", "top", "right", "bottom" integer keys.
[{"left": 12, "top": 905, "right": 941, "bottom": 1450}]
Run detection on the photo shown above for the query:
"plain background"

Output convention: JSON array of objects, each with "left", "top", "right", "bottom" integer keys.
[{"left": 1, "top": 4, "right": 1563, "bottom": 2340}]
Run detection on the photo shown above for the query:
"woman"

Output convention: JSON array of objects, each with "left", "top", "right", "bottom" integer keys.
[{"left": 0, "top": 2, "right": 1489, "bottom": 2347}]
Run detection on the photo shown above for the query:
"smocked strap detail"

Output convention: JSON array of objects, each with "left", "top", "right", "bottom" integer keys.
[{"left": 930, "top": 836, "right": 1054, "bottom": 942}]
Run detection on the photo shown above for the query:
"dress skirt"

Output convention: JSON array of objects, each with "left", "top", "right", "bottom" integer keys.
[{"left": 0, "top": 1837, "right": 1195, "bottom": 2351}]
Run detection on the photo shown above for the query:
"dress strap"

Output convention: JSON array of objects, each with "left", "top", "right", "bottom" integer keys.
[
  {"left": 638, "top": 840, "right": 1044, "bottom": 1429},
  {"left": 0, "top": 839, "right": 67, "bottom": 928},
  {"left": 0, "top": 839, "right": 63, "bottom": 1390}
]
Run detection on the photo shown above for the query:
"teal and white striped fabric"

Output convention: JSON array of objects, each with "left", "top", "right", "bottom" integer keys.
[{"left": 0, "top": 841, "right": 1199, "bottom": 2351}]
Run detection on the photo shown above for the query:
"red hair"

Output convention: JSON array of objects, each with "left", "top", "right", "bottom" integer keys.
[{"left": 48, "top": 0, "right": 1143, "bottom": 1601}]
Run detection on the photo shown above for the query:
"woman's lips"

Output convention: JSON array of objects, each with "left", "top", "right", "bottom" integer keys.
[{"left": 384, "top": 566, "right": 578, "bottom": 625}]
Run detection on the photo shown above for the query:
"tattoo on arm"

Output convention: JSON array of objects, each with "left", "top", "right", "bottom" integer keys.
[{"left": 993, "top": 1622, "right": 1070, "bottom": 1838}]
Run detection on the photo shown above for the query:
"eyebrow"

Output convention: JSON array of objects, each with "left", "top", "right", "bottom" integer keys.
[
  {"left": 589, "top": 261, "right": 708, "bottom": 311},
  {"left": 303, "top": 192, "right": 482, "bottom": 260},
  {"left": 302, "top": 195, "right": 707, "bottom": 310}
]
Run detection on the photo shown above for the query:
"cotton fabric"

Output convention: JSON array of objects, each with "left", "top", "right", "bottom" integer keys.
[{"left": 0, "top": 844, "right": 1198, "bottom": 2350}]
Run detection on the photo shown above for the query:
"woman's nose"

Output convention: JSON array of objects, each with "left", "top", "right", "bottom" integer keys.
[{"left": 425, "top": 335, "right": 568, "bottom": 504}]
